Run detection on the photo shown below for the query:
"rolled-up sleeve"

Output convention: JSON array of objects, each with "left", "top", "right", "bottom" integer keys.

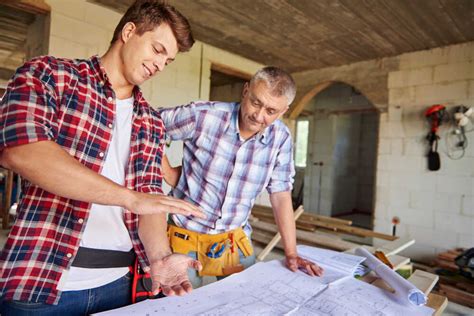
[
  {"left": 158, "top": 102, "right": 200, "bottom": 141},
  {"left": 266, "top": 132, "right": 296, "bottom": 194},
  {"left": 0, "top": 58, "right": 58, "bottom": 149}
]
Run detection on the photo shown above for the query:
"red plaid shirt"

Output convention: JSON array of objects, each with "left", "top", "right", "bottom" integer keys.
[{"left": 0, "top": 55, "right": 165, "bottom": 304}]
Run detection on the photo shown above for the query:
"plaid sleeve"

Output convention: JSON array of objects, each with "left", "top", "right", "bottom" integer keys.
[
  {"left": 266, "top": 132, "right": 296, "bottom": 194},
  {"left": 157, "top": 102, "right": 198, "bottom": 141},
  {"left": 0, "top": 58, "right": 58, "bottom": 149}
]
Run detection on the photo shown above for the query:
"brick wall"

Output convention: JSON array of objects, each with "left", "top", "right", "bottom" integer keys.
[{"left": 374, "top": 43, "right": 474, "bottom": 261}]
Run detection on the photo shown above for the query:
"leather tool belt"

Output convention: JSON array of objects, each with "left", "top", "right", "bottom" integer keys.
[{"left": 168, "top": 225, "right": 254, "bottom": 276}]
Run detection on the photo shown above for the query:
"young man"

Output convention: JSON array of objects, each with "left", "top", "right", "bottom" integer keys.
[
  {"left": 161, "top": 67, "right": 323, "bottom": 288},
  {"left": 0, "top": 1, "right": 204, "bottom": 315}
]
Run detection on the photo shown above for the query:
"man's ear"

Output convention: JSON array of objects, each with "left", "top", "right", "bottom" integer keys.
[
  {"left": 242, "top": 82, "right": 249, "bottom": 99},
  {"left": 278, "top": 106, "right": 290, "bottom": 119},
  {"left": 121, "top": 22, "right": 137, "bottom": 43}
]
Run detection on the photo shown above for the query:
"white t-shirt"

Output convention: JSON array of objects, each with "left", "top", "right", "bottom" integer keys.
[{"left": 60, "top": 97, "right": 134, "bottom": 291}]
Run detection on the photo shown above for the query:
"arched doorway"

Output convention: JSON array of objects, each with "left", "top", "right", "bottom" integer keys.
[{"left": 292, "top": 81, "right": 380, "bottom": 229}]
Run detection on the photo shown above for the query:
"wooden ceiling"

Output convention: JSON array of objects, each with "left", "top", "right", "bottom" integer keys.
[
  {"left": 0, "top": 4, "right": 36, "bottom": 81},
  {"left": 91, "top": 0, "right": 474, "bottom": 72}
]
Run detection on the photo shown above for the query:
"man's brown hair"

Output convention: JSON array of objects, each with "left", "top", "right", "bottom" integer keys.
[{"left": 111, "top": 0, "right": 194, "bottom": 52}]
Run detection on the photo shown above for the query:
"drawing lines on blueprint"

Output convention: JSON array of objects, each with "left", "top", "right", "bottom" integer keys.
[{"left": 198, "top": 273, "right": 325, "bottom": 316}]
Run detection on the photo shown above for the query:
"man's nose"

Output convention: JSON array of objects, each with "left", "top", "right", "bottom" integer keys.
[
  {"left": 255, "top": 107, "right": 266, "bottom": 122},
  {"left": 153, "top": 57, "right": 166, "bottom": 73}
]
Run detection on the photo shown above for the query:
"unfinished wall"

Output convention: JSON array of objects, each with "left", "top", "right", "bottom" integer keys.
[
  {"left": 377, "top": 43, "right": 474, "bottom": 261},
  {"left": 303, "top": 84, "right": 378, "bottom": 222},
  {"left": 295, "top": 42, "right": 474, "bottom": 262}
]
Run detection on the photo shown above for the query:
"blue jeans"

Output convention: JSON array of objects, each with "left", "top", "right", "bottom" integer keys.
[
  {"left": 187, "top": 245, "right": 256, "bottom": 289},
  {"left": 0, "top": 273, "right": 132, "bottom": 316}
]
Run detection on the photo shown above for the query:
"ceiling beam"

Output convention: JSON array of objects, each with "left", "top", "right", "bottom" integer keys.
[{"left": 2, "top": 0, "right": 50, "bottom": 15}]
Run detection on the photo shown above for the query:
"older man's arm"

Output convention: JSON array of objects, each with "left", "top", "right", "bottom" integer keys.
[{"left": 269, "top": 191, "right": 323, "bottom": 276}]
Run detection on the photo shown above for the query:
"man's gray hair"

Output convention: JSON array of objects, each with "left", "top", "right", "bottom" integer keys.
[{"left": 250, "top": 66, "right": 296, "bottom": 105}]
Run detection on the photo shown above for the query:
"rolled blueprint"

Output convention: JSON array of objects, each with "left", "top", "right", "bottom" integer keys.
[{"left": 355, "top": 247, "right": 427, "bottom": 306}]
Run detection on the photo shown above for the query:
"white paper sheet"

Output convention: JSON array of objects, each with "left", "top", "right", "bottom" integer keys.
[
  {"left": 297, "top": 245, "right": 366, "bottom": 284},
  {"left": 96, "top": 247, "right": 435, "bottom": 316},
  {"left": 294, "top": 277, "right": 434, "bottom": 316},
  {"left": 355, "top": 247, "right": 428, "bottom": 306},
  {"left": 95, "top": 260, "right": 327, "bottom": 316}
]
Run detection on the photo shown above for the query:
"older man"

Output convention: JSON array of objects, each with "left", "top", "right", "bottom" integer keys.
[{"left": 160, "top": 66, "right": 323, "bottom": 288}]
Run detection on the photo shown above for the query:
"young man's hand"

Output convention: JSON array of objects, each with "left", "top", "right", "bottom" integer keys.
[
  {"left": 127, "top": 191, "right": 205, "bottom": 219},
  {"left": 145, "top": 253, "right": 202, "bottom": 296},
  {"left": 285, "top": 254, "right": 324, "bottom": 276}
]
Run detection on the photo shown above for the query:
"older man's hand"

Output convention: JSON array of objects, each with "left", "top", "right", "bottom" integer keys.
[{"left": 285, "top": 254, "right": 324, "bottom": 276}]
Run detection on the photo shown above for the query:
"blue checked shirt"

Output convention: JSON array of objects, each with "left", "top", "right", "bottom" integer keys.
[{"left": 159, "top": 102, "right": 295, "bottom": 234}]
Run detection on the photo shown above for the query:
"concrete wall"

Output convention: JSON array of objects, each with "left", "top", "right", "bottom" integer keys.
[
  {"left": 303, "top": 84, "right": 378, "bottom": 220},
  {"left": 377, "top": 43, "right": 474, "bottom": 261},
  {"left": 296, "top": 42, "right": 474, "bottom": 262}
]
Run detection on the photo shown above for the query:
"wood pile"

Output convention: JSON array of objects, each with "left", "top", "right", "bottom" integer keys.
[
  {"left": 250, "top": 204, "right": 397, "bottom": 253},
  {"left": 431, "top": 248, "right": 474, "bottom": 308}
]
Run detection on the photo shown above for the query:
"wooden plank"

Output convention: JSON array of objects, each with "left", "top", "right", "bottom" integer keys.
[
  {"left": 407, "top": 270, "right": 439, "bottom": 295},
  {"left": 377, "top": 237, "right": 415, "bottom": 256},
  {"left": 253, "top": 204, "right": 352, "bottom": 226},
  {"left": 426, "top": 292, "right": 448, "bottom": 316},
  {"left": 251, "top": 219, "right": 359, "bottom": 251},
  {"left": 315, "top": 222, "right": 397, "bottom": 241},
  {"left": 438, "top": 284, "right": 474, "bottom": 308},
  {"left": 257, "top": 206, "right": 304, "bottom": 261}
]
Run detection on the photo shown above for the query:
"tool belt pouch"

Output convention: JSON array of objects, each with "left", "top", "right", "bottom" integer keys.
[
  {"left": 199, "top": 233, "right": 243, "bottom": 277},
  {"left": 168, "top": 225, "right": 253, "bottom": 277},
  {"left": 234, "top": 229, "right": 254, "bottom": 258}
]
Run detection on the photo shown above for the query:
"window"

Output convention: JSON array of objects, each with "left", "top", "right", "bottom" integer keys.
[{"left": 295, "top": 120, "right": 309, "bottom": 168}]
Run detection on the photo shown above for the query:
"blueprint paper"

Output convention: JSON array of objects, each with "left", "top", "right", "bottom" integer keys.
[
  {"left": 95, "top": 260, "right": 327, "bottom": 316},
  {"left": 355, "top": 247, "right": 428, "bottom": 306},
  {"left": 294, "top": 277, "right": 434, "bottom": 316},
  {"left": 297, "top": 245, "right": 366, "bottom": 283},
  {"left": 96, "top": 247, "right": 434, "bottom": 316}
]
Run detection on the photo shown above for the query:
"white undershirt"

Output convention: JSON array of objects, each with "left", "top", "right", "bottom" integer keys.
[{"left": 60, "top": 97, "right": 134, "bottom": 291}]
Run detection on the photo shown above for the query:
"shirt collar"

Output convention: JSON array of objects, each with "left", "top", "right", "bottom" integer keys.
[{"left": 89, "top": 55, "right": 145, "bottom": 106}]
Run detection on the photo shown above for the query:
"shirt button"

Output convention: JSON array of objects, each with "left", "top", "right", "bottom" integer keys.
[
  {"left": 66, "top": 253, "right": 73, "bottom": 259},
  {"left": 99, "top": 152, "right": 104, "bottom": 158},
  {"left": 107, "top": 96, "right": 113, "bottom": 102},
  {"left": 99, "top": 81, "right": 104, "bottom": 86},
  {"left": 108, "top": 123, "right": 113, "bottom": 129},
  {"left": 78, "top": 218, "right": 84, "bottom": 224}
]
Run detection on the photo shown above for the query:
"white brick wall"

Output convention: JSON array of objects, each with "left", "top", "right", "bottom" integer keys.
[{"left": 377, "top": 42, "right": 474, "bottom": 262}]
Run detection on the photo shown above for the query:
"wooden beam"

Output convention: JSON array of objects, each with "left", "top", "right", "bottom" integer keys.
[
  {"left": 251, "top": 219, "right": 359, "bottom": 251},
  {"left": 211, "top": 63, "right": 252, "bottom": 81},
  {"left": 257, "top": 206, "right": 304, "bottom": 261},
  {"left": 287, "top": 81, "right": 334, "bottom": 119},
  {"left": 377, "top": 237, "right": 415, "bottom": 256},
  {"left": 3, "top": 0, "right": 50, "bottom": 15},
  {"left": 408, "top": 269, "right": 439, "bottom": 295}
]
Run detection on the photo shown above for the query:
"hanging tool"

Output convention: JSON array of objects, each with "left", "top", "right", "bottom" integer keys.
[{"left": 425, "top": 104, "right": 446, "bottom": 171}]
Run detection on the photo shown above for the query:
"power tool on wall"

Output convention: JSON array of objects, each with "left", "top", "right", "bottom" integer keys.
[{"left": 425, "top": 104, "right": 446, "bottom": 171}]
